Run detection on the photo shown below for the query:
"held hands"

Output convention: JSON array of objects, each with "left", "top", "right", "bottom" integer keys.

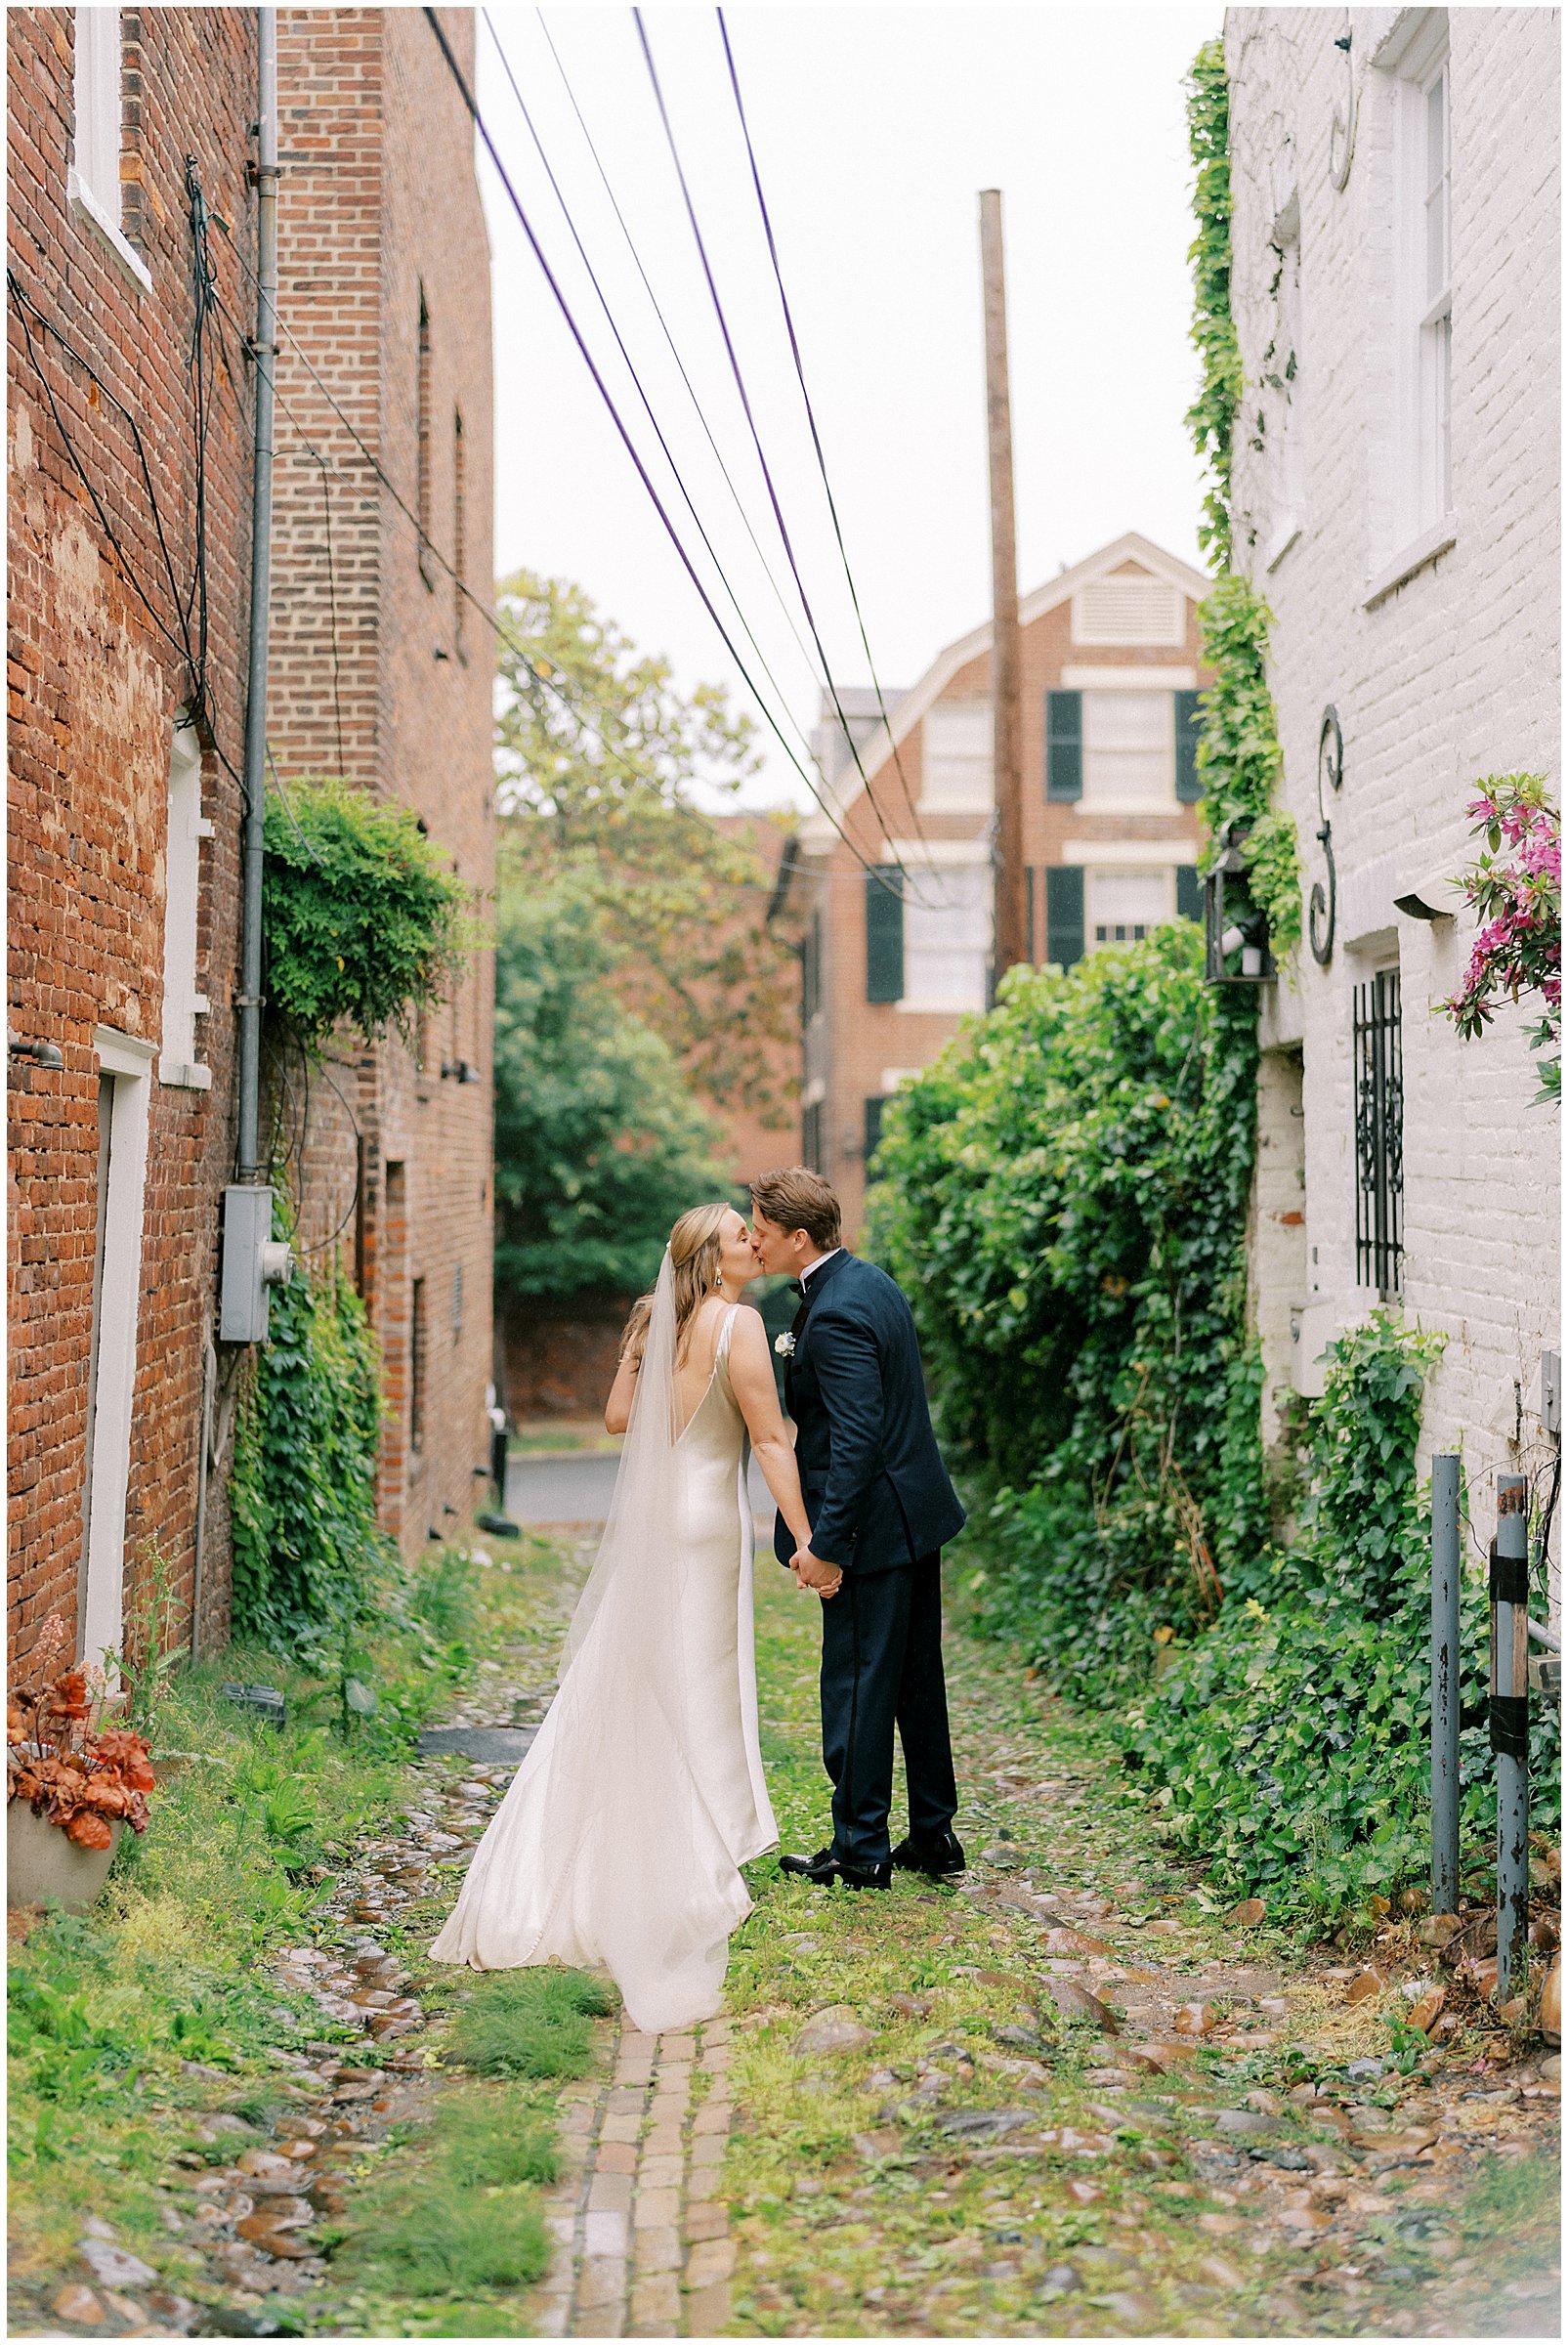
[{"left": 791, "top": 1546, "right": 843, "bottom": 1600}]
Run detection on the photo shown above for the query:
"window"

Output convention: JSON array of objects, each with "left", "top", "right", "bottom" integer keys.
[
  {"left": 1070, "top": 576, "right": 1184, "bottom": 647},
  {"left": 158, "top": 712, "right": 210, "bottom": 1087},
  {"left": 72, "top": 8, "right": 122, "bottom": 228},
  {"left": 1045, "top": 866, "right": 1084, "bottom": 970},
  {"left": 865, "top": 868, "right": 904, "bottom": 1002},
  {"left": 1388, "top": 23, "right": 1452, "bottom": 547},
  {"left": 416, "top": 287, "right": 434, "bottom": 589},
  {"left": 1045, "top": 690, "right": 1082, "bottom": 801},
  {"left": 1082, "top": 690, "right": 1176, "bottom": 812},
  {"left": 1087, "top": 867, "right": 1171, "bottom": 948},
  {"left": 409, "top": 1276, "right": 427, "bottom": 1451},
  {"left": 1353, "top": 968, "right": 1403, "bottom": 1299},
  {"left": 904, "top": 863, "right": 991, "bottom": 1011},
  {"left": 920, "top": 703, "right": 993, "bottom": 811},
  {"left": 802, "top": 1099, "right": 824, "bottom": 1173},
  {"left": 452, "top": 407, "right": 467, "bottom": 656}
]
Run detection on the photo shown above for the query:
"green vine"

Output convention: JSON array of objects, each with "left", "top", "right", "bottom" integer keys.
[
  {"left": 263, "top": 774, "right": 469, "bottom": 1052},
  {"left": 230, "top": 1196, "right": 386, "bottom": 1657},
  {"left": 1184, "top": 41, "right": 1302, "bottom": 958},
  {"left": 1184, "top": 39, "right": 1243, "bottom": 567}
]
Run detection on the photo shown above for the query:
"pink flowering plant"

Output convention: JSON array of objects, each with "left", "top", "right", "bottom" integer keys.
[{"left": 1441, "top": 774, "right": 1561, "bottom": 1105}]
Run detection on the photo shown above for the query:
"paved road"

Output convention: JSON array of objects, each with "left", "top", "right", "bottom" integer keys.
[{"left": 507, "top": 1447, "right": 772, "bottom": 1526}]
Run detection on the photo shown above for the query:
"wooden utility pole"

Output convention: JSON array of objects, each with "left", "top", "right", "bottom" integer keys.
[{"left": 980, "top": 188, "right": 1029, "bottom": 979}]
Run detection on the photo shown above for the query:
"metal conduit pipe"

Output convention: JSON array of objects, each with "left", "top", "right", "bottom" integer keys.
[{"left": 235, "top": 7, "right": 278, "bottom": 1184}]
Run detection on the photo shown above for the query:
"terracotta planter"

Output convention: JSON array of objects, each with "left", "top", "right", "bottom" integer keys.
[
  {"left": 1541, "top": 1952, "right": 1561, "bottom": 2047},
  {"left": 7, "top": 1800, "right": 122, "bottom": 1913}
]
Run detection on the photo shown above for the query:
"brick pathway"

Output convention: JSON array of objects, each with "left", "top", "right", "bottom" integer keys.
[{"left": 536, "top": 2016, "right": 736, "bottom": 2339}]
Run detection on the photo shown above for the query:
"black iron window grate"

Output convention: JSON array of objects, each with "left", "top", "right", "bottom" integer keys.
[{"left": 1353, "top": 967, "right": 1403, "bottom": 1298}]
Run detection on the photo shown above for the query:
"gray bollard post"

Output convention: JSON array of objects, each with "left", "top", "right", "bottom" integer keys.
[
  {"left": 1430, "top": 1455, "right": 1462, "bottom": 1914},
  {"left": 1493, "top": 1473, "right": 1531, "bottom": 2002}
]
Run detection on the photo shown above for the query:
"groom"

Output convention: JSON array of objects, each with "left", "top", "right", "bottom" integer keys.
[{"left": 749, "top": 1167, "right": 967, "bottom": 1891}]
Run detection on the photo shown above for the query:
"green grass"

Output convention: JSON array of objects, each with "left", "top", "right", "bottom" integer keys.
[
  {"left": 445, "top": 1965, "right": 615, "bottom": 2080},
  {"left": 5, "top": 1530, "right": 574, "bottom": 2335},
  {"left": 330, "top": 2168, "right": 551, "bottom": 2297}
]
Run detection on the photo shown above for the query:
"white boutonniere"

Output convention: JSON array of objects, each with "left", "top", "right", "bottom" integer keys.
[{"left": 775, "top": 1332, "right": 796, "bottom": 1358}]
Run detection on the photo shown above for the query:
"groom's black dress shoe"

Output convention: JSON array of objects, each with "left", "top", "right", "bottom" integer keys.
[
  {"left": 779, "top": 1847, "right": 892, "bottom": 1890},
  {"left": 891, "top": 1828, "right": 967, "bottom": 1879}
]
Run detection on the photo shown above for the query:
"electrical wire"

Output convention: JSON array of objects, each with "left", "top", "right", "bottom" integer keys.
[
  {"left": 531, "top": 6, "right": 824, "bottom": 691},
  {"left": 217, "top": 244, "right": 920, "bottom": 908},
  {"left": 714, "top": 7, "right": 931, "bottom": 858},
  {"left": 480, "top": 9, "right": 834, "bottom": 799},
  {"left": 419, "top": 6, "right": 923, "bottom": 903},
  {"left": 631, "top": 9, "right": 937, "bottom": 897}
]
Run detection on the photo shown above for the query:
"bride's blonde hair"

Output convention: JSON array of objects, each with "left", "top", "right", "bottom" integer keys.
[{"left": 619, "top": 1202, "right": 733, "bottom": 1369}]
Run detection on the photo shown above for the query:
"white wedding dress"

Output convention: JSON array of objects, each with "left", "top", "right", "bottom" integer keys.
[{"left": 431, "top": 1263, "right": 776, "bottom": 2032}]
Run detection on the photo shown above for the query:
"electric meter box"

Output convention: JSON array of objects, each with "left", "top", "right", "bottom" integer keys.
[{"left": 220, "top": 1183, "right": 293, "bottom": 1343}]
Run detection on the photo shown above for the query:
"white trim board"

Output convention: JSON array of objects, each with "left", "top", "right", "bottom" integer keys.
[
  {"left": 81, "top": 1031, "right": 153, "bottom": 1668},
  {"left": 1059, "top": 839, "right": 1196, "bottom": 868}
]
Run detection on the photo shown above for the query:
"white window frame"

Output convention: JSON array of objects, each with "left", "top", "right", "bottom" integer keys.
[
  {"left": 68, "top": 8, "right": 152, "bottom": 294},
  {"left": 919, "top": 702, "right": 994, "bottom": 813},
  {"left": 1080, "top": 687, "right": 1178, "bottom": 816},
  {"left": 159, "top": 712, "right": 212, "bottom": 1089},
  {"left": 81, "top": 1027, "right": 155, "bottom": 1670},
  {"left": 1085, "top": 866, "right": 1175, "bottom": 952},
  {"left": 1369, "top": 13, "right": 1455, "bottom": 597},
  {"left": 896, "top": 848, "right": 992, "bottom": 1015}
]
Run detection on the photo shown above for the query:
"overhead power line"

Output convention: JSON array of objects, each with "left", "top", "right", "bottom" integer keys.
[
  {"left": 215, "top": 198, "right": 911, "bottom": 895},
  {"left": 420, "top": 5, "right": 926, "bottom": 901},
  {"left": 478, "top": 7, "right": 832, "bottom": 794},
  {"left": 713, "top": 7, "right": 928, "bottom": 852},
  {"left": 631, "top": 9, "right": 938, "bottom": 894}
]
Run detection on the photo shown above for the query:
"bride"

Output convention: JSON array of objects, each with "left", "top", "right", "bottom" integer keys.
[{"left": 431, "top": 1203, "right": 819, "bottom": 2032}]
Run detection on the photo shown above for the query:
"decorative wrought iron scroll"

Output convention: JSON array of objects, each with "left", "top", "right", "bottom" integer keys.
[
  {"left": 1309, "top": 704, "right": 1343, "bottom": 966},
  {"left": 1330, "top": 21, "right": 1358, "bottom": 192}
]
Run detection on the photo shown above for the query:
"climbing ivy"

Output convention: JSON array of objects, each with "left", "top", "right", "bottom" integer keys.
[
  {"left": 869, "top": 925, "right": 1267, "bottom": 1704},
  {"left": 1184, "top": 38, "right": 1242, "bottom": 567},
  {"left": 230, "top": 1199, "right": 386, "bottom": 1656},
  {"left": 263, "top": 775, "right": 468, "bottom": 1052},
  {"left": 1183, "top": 40, "right": 1302, "bottom": 955}
]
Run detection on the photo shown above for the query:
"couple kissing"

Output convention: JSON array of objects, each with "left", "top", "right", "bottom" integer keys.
[{"left": 432, "top": 1168, "right": 966, "bottom": 2033}]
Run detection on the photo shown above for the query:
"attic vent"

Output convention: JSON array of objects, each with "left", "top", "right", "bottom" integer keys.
[{"left": 1071, "top": 577, "right": 1185, "bottom": 648}]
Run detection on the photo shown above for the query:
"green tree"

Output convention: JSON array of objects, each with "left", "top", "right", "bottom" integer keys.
[
  {"left": 492, "top": 874, "right": 734, "bottom": 1302},
  {"left": 493, "top": 569, "right": 797, "bottom": 1120}
]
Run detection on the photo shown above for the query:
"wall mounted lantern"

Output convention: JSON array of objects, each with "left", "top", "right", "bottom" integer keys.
[{"left": 1204, "top": 823, "right": 1276, "bottom": 984}]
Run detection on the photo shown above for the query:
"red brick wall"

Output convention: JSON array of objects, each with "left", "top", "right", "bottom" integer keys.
[
  {"left": 8, "top": 7, "right": 259, "bottom": 1668},
  {"left": 269, "top": 8, "right": 495, "bottom": 1556}
]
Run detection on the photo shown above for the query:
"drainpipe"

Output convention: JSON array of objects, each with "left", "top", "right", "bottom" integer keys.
[{"left": 235, "top": 7, "right": 278, "bottom": 1184}]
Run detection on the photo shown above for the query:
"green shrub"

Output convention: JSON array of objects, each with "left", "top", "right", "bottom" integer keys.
[
  {"left": 869, "top": 923, "right": 1266, "bottom": 1701},
  {"left": 230, "top": 1211, "right": 385, "bottom": 1654},
  {"left": 1123, "top": 1316, "right": 1562, "bottom": 1918},
  {"left": 263, "top": 773, "right": 467, "bottom": 1051}
]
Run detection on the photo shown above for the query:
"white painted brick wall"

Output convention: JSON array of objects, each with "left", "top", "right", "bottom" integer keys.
[{"left": 1226, "top": 8, "right": 1561, "bottom": 1569}]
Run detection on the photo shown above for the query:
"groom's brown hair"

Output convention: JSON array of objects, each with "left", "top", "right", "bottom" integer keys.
[{"left": 750, "top": 1167, "right": 842, "bottom": 1251}]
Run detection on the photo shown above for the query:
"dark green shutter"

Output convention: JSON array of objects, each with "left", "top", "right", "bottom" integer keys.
[
  {"left": 865, "top": 866, "right": 904, "bottom": 1002},
  {"left": 1174, "top": 689, "right": 1204, "bottom": 802},
  {"left": 1045, "top": 865, "right": 1084, "bottom": 970},
  {"left": 1046, "top": 690, "right": 1082, "bottom": 801},
  {"left": 864, "top": 1095, "right": 885, "bottom": 1167},
  {"left": 1175, "top": 863, "right": 1203, "bottom": 922},
  {"left": 1025, "top": 866, "right": 1037, "bottom": 962}
]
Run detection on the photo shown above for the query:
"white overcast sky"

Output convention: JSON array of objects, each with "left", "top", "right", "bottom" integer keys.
[{"left": 477, "top": 3, "right": 1219, "bottom": 807}]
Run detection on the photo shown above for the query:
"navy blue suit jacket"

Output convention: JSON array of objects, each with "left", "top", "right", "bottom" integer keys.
[{"left": 774, "top": 1251, "right": 965, "bottom": 1576}]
